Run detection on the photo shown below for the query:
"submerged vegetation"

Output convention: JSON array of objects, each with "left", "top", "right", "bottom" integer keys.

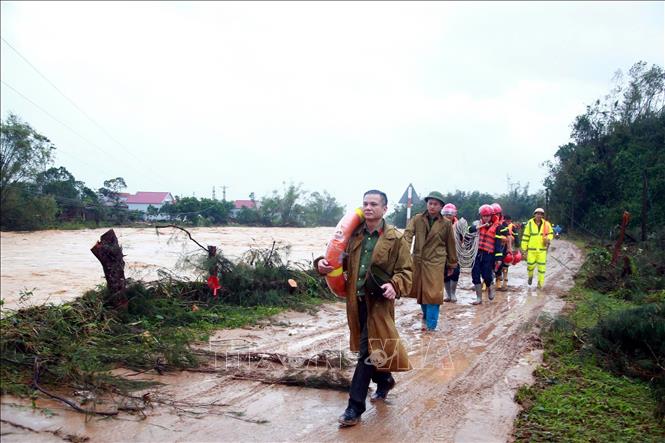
[{"left": 0, "top": 242, "right": 334, "bottom": 402}]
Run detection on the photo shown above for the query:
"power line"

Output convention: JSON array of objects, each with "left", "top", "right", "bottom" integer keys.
[
  {"left": 1, "top": 36, "right": 172, "bottom": 189},
  {"left": 1, "top": 80, "right": 119, "bottom": 178},
  {"left": 0, "top": 80, "right": 169, "bottom": 192}
]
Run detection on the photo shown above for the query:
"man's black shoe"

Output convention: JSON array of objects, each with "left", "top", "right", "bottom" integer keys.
[
  {"left": 370, "top": 376, "right": 396, "bottom": 402},
  {"left": 338, "top": 408, "right": 361, "bottom": 427}
]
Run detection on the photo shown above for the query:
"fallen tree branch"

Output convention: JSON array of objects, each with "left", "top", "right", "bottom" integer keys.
[
  {"left": 32, "top": 358, "right": 118, "bottom": 417},
  {"left": 154, "top": 225, "right": 208, "bottom": 253},
  {"left": 0, "top": 418, "right": 89, "bottom": 442}
]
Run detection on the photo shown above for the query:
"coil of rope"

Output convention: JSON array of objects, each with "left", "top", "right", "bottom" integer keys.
[{"left": 454, "top": 218, "right": 479, "bottom": 268}]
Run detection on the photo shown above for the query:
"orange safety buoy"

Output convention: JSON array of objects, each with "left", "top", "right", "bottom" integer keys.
[{"left": 324, "top": 208, "right": 365, "bottom": 298}]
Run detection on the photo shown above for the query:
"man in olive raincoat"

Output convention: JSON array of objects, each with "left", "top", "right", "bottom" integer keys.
[
  {"left": 316, "top": 190, "right": 413, "bottom": 427},
  {"left": 403, "top": 191, "right": 458, "bottom": 331}
]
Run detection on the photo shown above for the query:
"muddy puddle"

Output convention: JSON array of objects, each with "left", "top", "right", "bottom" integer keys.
[{"left": 1, "top": 237, "right": 583, "bottom": 442}]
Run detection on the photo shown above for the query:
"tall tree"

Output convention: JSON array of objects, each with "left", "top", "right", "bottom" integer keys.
[
  {"left": 304, "top": 191, "right": 345, "bottom": 226},
  {"left": 0, "top": 113, "right": 54, "bottom": 207},
  {"left": 546, "top": 61, "right": 665, "bottom": 238}
]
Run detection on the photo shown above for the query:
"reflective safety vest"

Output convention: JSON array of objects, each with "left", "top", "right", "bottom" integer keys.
[
  {"left": 478, "top": 223, "right": 498, "bottom": 253},
  {"left": 520, "top": 218, "right": 553, "bottom": 251}
]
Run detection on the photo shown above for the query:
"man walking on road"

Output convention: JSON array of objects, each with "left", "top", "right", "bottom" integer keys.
[
  {"left": 316, "top": 190, "right": 413, "bottom": 427},
  {"left": 521, "top": 207, "right": 553, "bottom": 289},
  {"left": 403, "top": 191, "right": 458, "bottom": 331}
]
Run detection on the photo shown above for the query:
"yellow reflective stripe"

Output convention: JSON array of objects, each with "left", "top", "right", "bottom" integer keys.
[
  {"left": 354, "top": 207, "right": 365, "bottom": 219},
  {"left": 329, "top": 267, "right": 343, "bottom": 277}
]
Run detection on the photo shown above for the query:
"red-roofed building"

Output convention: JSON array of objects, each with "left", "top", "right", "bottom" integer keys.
[
  {"left": 231, "top": 199, "right": 259, "bottom": 217},
  {"left": 125, "top": 192, "right": 174, "bottom": 212},
  {"left": 234, "top": 199, "right": 256, "bottom": 210}
]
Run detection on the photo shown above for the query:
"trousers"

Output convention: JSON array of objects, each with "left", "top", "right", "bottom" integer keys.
[
  {"left": 527, "top": 249, "right": 547, "bottom": 285},
  {"left": 348, "top": 300, "right": 393, "bottom": 414},
  {"left": 472, "top": 250, "right": 494, "bottom": 285}
]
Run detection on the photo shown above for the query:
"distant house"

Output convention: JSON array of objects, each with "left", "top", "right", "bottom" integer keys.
[
  {"left": 125, "top": 192, "right": 175, "bottom": 213},
  {"left": 231, "top": 199, "right": 258, "bottom": 217}
]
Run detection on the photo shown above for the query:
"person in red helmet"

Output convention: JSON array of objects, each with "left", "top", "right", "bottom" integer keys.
[
  {"left": 491, "top": 203, "right": 508, "bottom": 290},
  {"left": 495, "top": 212, "right": 520, "bottom": 291},
  {"left": 468, "top": 204, "right": 503, "bottom": 304},
  {"left": 441, "top": 203, "right": 461, "bottom": 302}
]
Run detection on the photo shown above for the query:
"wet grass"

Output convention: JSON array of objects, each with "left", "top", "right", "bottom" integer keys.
[{"left": 513, "top": 286, "right": 665, "bottom": 442}]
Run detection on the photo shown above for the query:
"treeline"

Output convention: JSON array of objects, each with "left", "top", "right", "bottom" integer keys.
[
  {"left": 388, "top": 182, "right": 544, "bottom": 229},
  {"left": 159, "top": 185, "right": 344, "bottom": 227},
  {"left": 545, "top": 61, "right": 664, "bottom": 240},
  {"left": 0, "top": 114, "right": 345, "bottom": 230}
]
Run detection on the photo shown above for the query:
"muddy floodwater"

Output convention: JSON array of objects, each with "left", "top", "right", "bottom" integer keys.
[
  {"left": 1, "top": 226, "right": 334, "bottom": 309},
  {"left": 1, "top": 229, "right": 584, "bottom": 443}
]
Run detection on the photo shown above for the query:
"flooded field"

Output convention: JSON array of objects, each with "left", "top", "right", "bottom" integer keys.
[{"left": 1, "top": 226, "right": 334, "bottom": 309}]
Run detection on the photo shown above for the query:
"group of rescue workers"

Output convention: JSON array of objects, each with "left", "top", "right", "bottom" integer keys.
[
  {"left": 316, "top": 189, "right": 555, "bottom": 427},
  {"left": 405, "top": 191, "right": 554, "bottom": 331}
]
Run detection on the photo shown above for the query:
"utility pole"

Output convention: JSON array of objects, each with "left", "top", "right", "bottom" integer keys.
[
  {"left": 545, "top": 188, "right": 550, "bottom": 217},
  {"left": 212, "top": 186, "right": 216, "bottom": 200},
  {"left": 220, "top": 185, "right": 227, "bottom": 201}
]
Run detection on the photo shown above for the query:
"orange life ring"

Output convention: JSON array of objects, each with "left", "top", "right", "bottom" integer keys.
[{"left": 325, "top": 208, "right": 364, "bottom": 298}]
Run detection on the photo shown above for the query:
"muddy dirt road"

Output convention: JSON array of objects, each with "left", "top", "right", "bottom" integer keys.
[{"left": 1, "top": 232, "right": 583, "bottom": 443}]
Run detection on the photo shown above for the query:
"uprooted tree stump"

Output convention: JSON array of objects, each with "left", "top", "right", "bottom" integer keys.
[{"left": 91, "top": 229, "right": 128, "bottom": 308}]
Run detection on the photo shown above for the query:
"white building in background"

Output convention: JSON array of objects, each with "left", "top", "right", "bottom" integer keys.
[{"left": 125, "top": 191, "right": 174, "bottom": 217}]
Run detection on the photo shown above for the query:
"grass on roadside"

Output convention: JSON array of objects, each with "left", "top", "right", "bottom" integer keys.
[{"left": 513, "top": 286, "right": 665, "bottom": 442}]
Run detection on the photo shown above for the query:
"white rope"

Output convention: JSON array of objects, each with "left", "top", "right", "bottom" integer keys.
[{"left": 454, "top": 218, "right": 479, "bottom": 269}]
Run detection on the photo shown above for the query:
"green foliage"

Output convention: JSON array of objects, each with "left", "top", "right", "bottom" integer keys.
[
  {"left": 591, "top": 303, "right": 665, "bottom": 390},
  {"left": 259, "top": 182, "right": 307, "bottom": 226},
  {"left": 158, "top": 196, "right": 235, "bottom": 225},
  {"left": 250, "top": 183, "right": 345, "bottom": 227},
  {"left": 546, "top": 62, "right": 665, "bottom": 239},
  {"left": 178, "top": 242, "right": 335, "bottom": 310},
  {"left": 304, "top": 191, "right": 345, "bottom": 227},
  {"left": 0, "top": 183, "right": 58, "bottom": 230},
  {"left": 577, "top": 229, "right": 665, "bottom": 299},
  {"left": 0, "top": 113, "right": 55, "bottom": 208},
  {"left": 236, "top": 206, "right": 261, "bottom": 225},
  {"left": 513, "top": 286, "right": 665, "bottom": 442}
]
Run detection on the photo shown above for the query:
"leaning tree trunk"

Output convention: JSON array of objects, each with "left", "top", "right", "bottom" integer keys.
[{"left": 91, "top": 229, "right": 127, "bottom": 308}]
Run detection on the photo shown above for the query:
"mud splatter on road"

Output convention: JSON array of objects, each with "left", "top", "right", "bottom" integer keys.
[{"left": 1, "top": 235, "right": 583, "bottom": 442}]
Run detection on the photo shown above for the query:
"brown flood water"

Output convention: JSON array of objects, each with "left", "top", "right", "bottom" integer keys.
[
  {"left": 1, "top": 226, "right": 333, "bottom": 309},
  {"left": 0, "top": 230, "right": 583, "bottom": 443}
]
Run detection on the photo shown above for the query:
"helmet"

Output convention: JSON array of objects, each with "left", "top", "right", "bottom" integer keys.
[
  {"left": 512, "top": 250, "right": 522, "bottom": 265},
  {"left": 491, "top": 203, "right": 502, "bottom": 214},
  {"left": 424, "top": 191, "right": 445, "bottom": 205},
  {"left": 479, "top": 204, "right": 493, "bottom": 216},
  {"left": 534, "top": 207, "right": 545, "bottom": 215},
  {"left": 504, "top": 252, "right": 513, "bottom": 264},
  {"left": 442, "top": 203, "right": 457, "bottom": 216}
]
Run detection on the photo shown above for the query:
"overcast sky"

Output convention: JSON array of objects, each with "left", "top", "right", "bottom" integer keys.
[{"left": 1, "top": 1, "right": 663, "bottom": 212}]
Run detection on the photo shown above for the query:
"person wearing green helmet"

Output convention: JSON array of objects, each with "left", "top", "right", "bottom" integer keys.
[{"left": 403, "top": 191, "right": 458, "bottom": 332}]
